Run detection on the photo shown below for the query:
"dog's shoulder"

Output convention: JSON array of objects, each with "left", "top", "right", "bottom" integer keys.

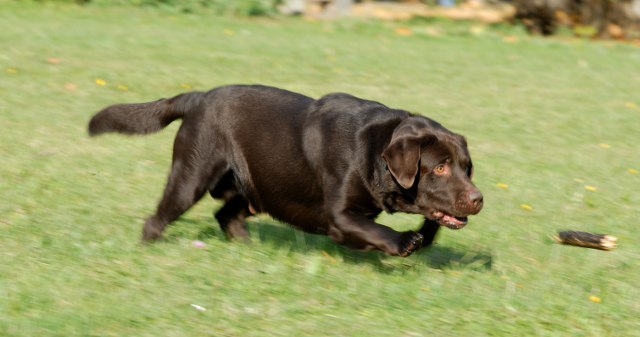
[{"left": 302, "top": 93, "right": 413, "bottom": 178}]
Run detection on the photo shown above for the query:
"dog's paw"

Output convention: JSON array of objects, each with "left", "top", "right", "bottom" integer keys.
[
  {"left": 142, "top": 225, "right": 163, "bottom": 243},
  {"left": 399, "top": 231, "right": 424, "bottom": 257}
]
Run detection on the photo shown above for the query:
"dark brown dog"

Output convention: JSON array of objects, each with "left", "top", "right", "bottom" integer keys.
[{"left": 89, "top": 85, "right": 483, "bottom": 257}]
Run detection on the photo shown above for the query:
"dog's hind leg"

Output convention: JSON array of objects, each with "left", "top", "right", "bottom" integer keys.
[
  {"left": 214, "top": 195, "right": 251, "bottom": 241},
  {"left": 209, "top": 171, "right": 251, "bottom": 241},
  {"left": 142, "top": 126, "right": 228, "bottom": 242}
]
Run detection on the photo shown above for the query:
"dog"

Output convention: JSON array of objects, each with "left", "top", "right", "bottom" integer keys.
[{"left": 88, "top": 85, "right": 483, "bottom": 257}]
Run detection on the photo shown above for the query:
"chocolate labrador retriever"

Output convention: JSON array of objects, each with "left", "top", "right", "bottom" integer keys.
[{"left": 89, "top": 85, "right": 483, "bottom": 257}]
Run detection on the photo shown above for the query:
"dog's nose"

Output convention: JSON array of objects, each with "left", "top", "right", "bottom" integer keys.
[{"left": 467, "top": 190, "right": 483, "bottom": 211}]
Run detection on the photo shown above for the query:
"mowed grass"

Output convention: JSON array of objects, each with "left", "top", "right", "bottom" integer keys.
[{"left": 1, "top": 3, "right": 640, "bottom": 336}]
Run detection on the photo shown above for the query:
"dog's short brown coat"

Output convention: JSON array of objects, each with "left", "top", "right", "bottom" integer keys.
[{"left": 89, "top": 85, "right": 483, "bottom": 256}]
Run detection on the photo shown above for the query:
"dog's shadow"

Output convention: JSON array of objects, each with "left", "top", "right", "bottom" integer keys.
[{"left": 191, "top": 218, "right": 492, "bottom": 273}]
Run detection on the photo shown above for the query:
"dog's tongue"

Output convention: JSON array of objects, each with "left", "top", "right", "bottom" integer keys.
[
  {"left": 432, "top": 211, "right": 468, "bottom": 229},
  {"left": 442, "top": 214, "right": 467, "bottom": 226}
]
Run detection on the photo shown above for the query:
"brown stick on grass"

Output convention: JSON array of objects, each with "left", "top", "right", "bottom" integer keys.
[{"left": 555, "top": 231, "right": 617, "bottom": 251}]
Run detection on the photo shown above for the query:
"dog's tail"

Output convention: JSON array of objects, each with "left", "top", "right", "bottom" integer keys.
[{"left": 88, "top": 91, "right": 204, "bottom": 136}]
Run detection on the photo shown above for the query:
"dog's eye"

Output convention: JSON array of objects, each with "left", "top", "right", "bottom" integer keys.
[
  {"left": 466, "top": 164, "right": 474, "bottom": 179},
  {"left": 434, "top": 165, "right": 447, "bottom": 175}
]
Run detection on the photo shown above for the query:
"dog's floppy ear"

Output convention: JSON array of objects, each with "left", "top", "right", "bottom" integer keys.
[{"left": 383, "top": 123, "right": 434, "bottom": 189}]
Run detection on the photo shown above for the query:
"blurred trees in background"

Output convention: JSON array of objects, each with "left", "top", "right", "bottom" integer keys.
[{"left": 512, "top": 0, "right": 640, "bottom": 38}]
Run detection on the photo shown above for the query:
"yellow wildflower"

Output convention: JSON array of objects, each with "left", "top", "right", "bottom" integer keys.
[
  {"left": 589, "top": 295, "right": 602, "bottom": 303},
  {"left": 95, "top": 79, "right": 107, "bottom": 86},
  {"left": 520, "top": 204, "right": 533, "bottom": 211}
]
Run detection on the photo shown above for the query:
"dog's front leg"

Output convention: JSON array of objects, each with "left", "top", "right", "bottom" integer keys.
[
  {"left": 417, "top": 218, "right": 441, "bottom": 249},
  {"left": 329, "top": 211, "right": 424, "bottom": 257}
]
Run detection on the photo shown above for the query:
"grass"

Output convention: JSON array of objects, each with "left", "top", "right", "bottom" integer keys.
[{"left": 1, "top": 2, "right": 640, "bottom": 336}]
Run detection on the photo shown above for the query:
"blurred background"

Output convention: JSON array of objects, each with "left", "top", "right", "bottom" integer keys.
[
  {"left": 1, "top": 0, "right": 639, "bottom": 336},
  {"left": 38, "top": 0, "right": 640, "bottom": 38}
]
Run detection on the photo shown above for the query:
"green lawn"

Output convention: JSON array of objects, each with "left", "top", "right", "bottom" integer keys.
[{"left": 1, "top": 3, "right": 639, "bottom": 336}]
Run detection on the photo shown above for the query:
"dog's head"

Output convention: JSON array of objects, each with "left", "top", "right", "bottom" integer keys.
[{"left": 382, "top": 116, "right": 483, "bottom": 229}]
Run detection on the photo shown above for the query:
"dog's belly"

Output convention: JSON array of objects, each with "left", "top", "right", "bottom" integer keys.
[
  {"left": 246, "top": 182, "right": 329, "bottom": 234},
  {"left": 230, "top": 141, "right": 329, "bottom": 233},
  {"left": 268, "top": 201, "right": 330, "bottom": 234}
]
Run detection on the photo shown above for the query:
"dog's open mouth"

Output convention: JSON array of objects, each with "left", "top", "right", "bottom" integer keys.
[{"left": 431, "top": 211, "right": 468, "bottom": 230}]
